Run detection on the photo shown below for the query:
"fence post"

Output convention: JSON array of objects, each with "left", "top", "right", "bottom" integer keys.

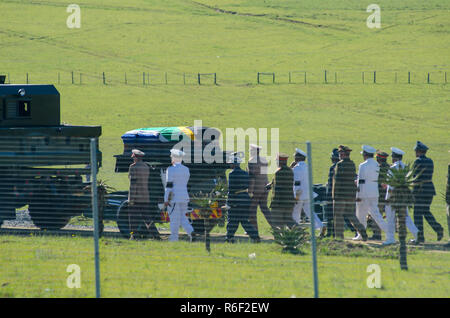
[
  {"left": 324, "top": 70, "right": 327, "bottom": 84},
  {"left": 427, "top": 72, "right": 430, "bottom": 84},
  {"left": 408, "top": 71, "right": 410, "bottom": 84},
  {"left": 183, "top": 73, "right": 185, "bottom": 85},
  {"left": 72, "top": 71, "right": 74, "bottom": 84},
  {"left": 374, "top": 71, "right": 376, "bottom": 84},
  {"left": 289, "top": 72, "right": 291, "bottom": 84},
  {"left": 445, "top": 72, "right": 447, "bottom": 84},
  {"left": 214, "top": 73, "right": 217, "bottom": 85},
  {"left": 26, "top": 73, "right": 29, "bottom": 84},
  {"left": 103, "top": 72, "right": 106, "bottom": 85},
  {"left": 306, "top": 141, "right": 319, "bottom": 298},
  {"left": 257, "top": 72, "right": 260, "bottom": 84},
  {"left": 273, "top": 73, "right": 275, "bottom": 84},
  {"left": 362, "top": 72, "right": 364, "bottom": 84},
  {"left": 142, "top": 72, "right": 145, "bottom": 85},
  {"left": 198, "top": 73, "right": 201, "bottom": 85},
  {"left": 90, "top": 138, "right": 101, "bottom": 298}
]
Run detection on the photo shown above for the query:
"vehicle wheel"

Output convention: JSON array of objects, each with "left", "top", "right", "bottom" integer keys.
[{"left": 28, "top": 204, "right": 71, "bottom": 230}]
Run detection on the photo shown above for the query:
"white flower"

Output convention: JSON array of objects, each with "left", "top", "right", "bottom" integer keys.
[{"left": 248, "top": 253, "right": 256, "bottom": 259}]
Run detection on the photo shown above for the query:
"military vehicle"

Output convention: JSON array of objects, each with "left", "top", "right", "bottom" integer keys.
[
  {"left": 112, "top": 126, "right": 231, "bottom": 238},
  {"left": 0, "top": 80, "right": 102, "bottom": 230}
]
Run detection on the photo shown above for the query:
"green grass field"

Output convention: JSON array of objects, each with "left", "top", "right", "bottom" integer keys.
[{"left": 1, "top": 0, "right": 449, "bottom": 297}]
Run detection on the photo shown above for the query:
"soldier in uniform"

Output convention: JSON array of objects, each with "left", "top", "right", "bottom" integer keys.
[
  {"left": 226, "top": 152, "right": 260, "bottom": 243},
  {"left": 411, "top": 141, "right": 444, "bottom": 244},
  {"left": 383, "top": 147, "right": 419, "bottom": 245},
  {"left": 164, "top": 149, "right": 194, "bottom": 242},
  {"left": 367, "top": 150, "right": 390, "bottom": 240},
  {"left": 128, "top": 149, "right": 160, "bottom": 240},
  {"left": 291, "top": 148, "right": 324, "bottom": 234},
  {"left": 332, "top": 145, "right": 368, "bottom": 241},
  {"left": 354, "top": 145, "right": 388, "bottom": 241},
  {"left": 248, "top": 144, "right": 273, "bottom": 231},
  {"left": 269, "top": 153, "right": 296, "bottom": 229},
  {"left": 324, "top": 148, "right": 340, "bottom": 237}
]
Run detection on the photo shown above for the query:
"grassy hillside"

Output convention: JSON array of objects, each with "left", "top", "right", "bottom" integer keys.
[{"left": 1, "top": 0, "right": 449, "bottom": 239}]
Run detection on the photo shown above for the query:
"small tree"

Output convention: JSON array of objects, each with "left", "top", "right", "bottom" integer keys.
[
  {"left": 385, "top": 164, "right": 419, "bottom": 270},
  {"left": 271, "top": 225, "right": 309, "bottom": 255}
]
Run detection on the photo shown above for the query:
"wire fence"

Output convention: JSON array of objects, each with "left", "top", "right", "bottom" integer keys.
[
  {"left": 1, "top": 69, "right": 449, "bottom": 86},
  {"left": 1, "top": 132, "right": 449, "bottom": 298}
]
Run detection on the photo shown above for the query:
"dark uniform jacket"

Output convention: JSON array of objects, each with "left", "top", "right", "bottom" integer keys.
[
  {"left": 227, "top": 167, "right": 250, "bottom": 207},
  {"left": 332, "top": 158, "right": 357, "bottom": 201},
  {"left": 326, "top": 162, "right": 337, "bottom": 200},
  {"left": 378, "top": 161, "right": 390, "bottom": 203},
  {"left": 412, "top": 155, "right": 436, "bottom": 197},
  {"left": 270, "top": 165, "right": 295, "bottom": 208}
]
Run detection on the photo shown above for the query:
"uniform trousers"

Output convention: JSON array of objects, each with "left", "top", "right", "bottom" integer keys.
[
  {"left": 227, "top": 194, "right": 259, "bottom": 240},
  {"left": 128, "top": 202, "right": 159, "bottom": 237},
  {"left": 413, "top": 194, "right": 443, "bottom": 241},
  {"left": 249, "top": 191, "right": 273, "bottom": 230},
  {"left": 292, "top": 200, "right": 323, "bottom": 230},
  {"left": 356, "top": 198, "right": 388, "bottom": 232},
  {"left": 168, "top": 202, "right": 193, "bottom": 242},
  {"left": 385, "top": 205, "right": 418, "bottom": 242},
  {"left": 333, "top": 200, "right": 367, "bottom": 240}
]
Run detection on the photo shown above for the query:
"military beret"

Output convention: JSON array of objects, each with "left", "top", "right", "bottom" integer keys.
[
  {"left": 131, "top": 149, "right": 145, "bottom": 157},
  {"left": 414, "top": 141, "right": 429, "bottom": 151},
  {"left": 360, "top": 145, "right": 376, "bottom": 154},
  {"left": 338, "top": 145, "right": 352, "bottom": 153}
]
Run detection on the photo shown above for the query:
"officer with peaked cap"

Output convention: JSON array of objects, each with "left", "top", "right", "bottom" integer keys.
[
  {"left": 354, "top": 145, "right": 388, "bottom": 241},
  {"left": 226, "top": 152, "right": 260, "bottom": 243},
  {"left": 164, "top": 148, "right": 194, "bottom": 242},
  {"left": 268, "top": 153, "right": 296, "bottom": 229},
  {"left": 324, "top": 148, "right": 340, "bottom": 237},
  {"left": 128, "top": 149, "right": 160, "bottom": 240},
  {"left": 382, "top": 147, "right": 419, "bottom": 245},
  {"left": 410, "top": 141, "right": 444, "bottom": 244},
  {"left": 248, "top": 144, "right": 273, "bottom": 230},
  {"left": 291, "top": 148, "right": 325, "bottom": 234},
  {"left": 332, "top": 145, "right": 368, "bottom": 240}
]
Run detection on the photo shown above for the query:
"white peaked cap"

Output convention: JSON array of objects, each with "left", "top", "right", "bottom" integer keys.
[
  {"left": 391, "top": 147, "right": 405, "bottom": 156},
  {"left": 170, "top": 148, "right": 185, "bottom": 158},
  {"left": 294, "top": 148, "right": 307, "bottom": 157},
  {"left": 250, "top": 144, "right": 262, "bottom": 150},
  {"left": 361, "top": 145, "right": 376, "bottom": 154},
  {"left": 131, "top": 149, "right": 145, "bottom": 156}
]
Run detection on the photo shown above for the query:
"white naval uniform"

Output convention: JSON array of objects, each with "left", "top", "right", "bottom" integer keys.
[
  {"left": 356, "top": 158, "right": 388, "bottom": 232},
  {"left": 164, "top": 162, "right": 194, "bottom": 241},
  {"left": 292, "top": 161, "right": 323, "bottom": 230},
  {"left": 384, "top": 160, "right": 419, "bottom": 242}
]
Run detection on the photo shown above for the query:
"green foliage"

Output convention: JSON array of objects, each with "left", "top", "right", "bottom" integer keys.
[
  {"left": 385, "top": 164, "right": 417, "bottom": 209},
  {"left": 271, "top": 225, "right": 309, "bottom": 254}
]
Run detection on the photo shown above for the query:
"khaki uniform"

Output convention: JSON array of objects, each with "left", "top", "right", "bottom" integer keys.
[
  {"left": 248, "top": 156, "right": 272, "bottom": 229},
  {"left": 128, "top": 161, "right": 152, "bottom": 236},
  {"left": 270, "top": 165, "right": 296, "bottom": 228},
  {"left": 332, "top": 158, "right": 367, "bottom": 239}
]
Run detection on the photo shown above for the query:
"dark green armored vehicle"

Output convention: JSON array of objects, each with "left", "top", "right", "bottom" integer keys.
[{"left": 0, "top": 80, "right": 102, "bottom": 230}]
